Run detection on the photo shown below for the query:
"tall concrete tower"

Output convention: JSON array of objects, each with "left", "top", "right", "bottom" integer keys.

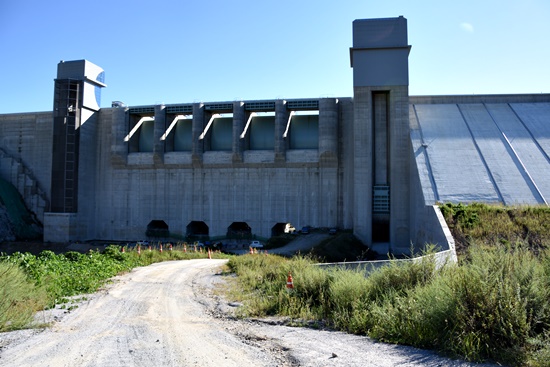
[
  {"left": 350, "top": 17, "right": 411, "bottom": 254},
  {"left": 46, "top": 60, "right": 105, "bottom": 242},
  {"left": 50, "top": 60, "right": 105, "bottom": 212}
]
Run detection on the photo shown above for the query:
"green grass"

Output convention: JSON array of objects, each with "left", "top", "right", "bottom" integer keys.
[
  {"left": 0, "top": 262, "right": 48, "bottom": 331},
  {"left": 439, "top": 203, "right": 550, "bottom": 256},
  {"left": 0, "top": 243, "right": 230, "bottom": 331},
  {"left": 227, "top": 244, "right": 550, "bottom": 366}
]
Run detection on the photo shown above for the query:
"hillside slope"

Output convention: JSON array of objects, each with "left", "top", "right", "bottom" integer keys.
[{"left": 440, "top": 202, "right": 550, "bottom": 257}]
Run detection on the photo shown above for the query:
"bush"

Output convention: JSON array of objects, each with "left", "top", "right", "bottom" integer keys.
[
  {"left": 0, "top": 243, "right": 228, "bottom": 331},
  {"left": 226, "top": 244, "right": 550, "bottom": 366},
  {"left": 0, "top": 262, "right": 48, "bottom": 331},
  {"left": 440, "top": 203, "right": 550, "bottom": 256}
]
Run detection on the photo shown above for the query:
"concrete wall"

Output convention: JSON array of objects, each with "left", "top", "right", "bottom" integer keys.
[
  {"left": 389, "top": 86, "right": 411, "bottom": 253},
  {"left": 91, "top": 165, "right": 340, "bottom": 240},
  {"left": 352, "top": 87, "right": 373, "bottom": 246},
  {"left": 315, "top": 249, "right": 457, "bottom": 275},
  {"left": 0, "top": 112, "right": 52, "bottom": 221},
  {"left": 410, "top": 94, "right": 550, "bottom": 105},
  {"left": 410, "top": 97, "right": 550, "bottom": 206},
  {"left": 338, "top": 99, "right": 355, "bottom": 231},
  {"left": 76, "top": 110, "right": 101, "bottom": 239},
  {"left": 412, "top": 205, "right": 456, "bottom": 258},
  {"left": 352, "top": 85, "right": 411, "bottom": 253},
  {"left": 81, "top": 98, "right": 350, "bottom": 241},
  {"left": 43, "top": 213, "right": 77, "bottom": 243}
]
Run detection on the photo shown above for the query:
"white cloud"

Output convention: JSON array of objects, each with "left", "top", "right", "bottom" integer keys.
[{"left": 460, "top": 22, "right": 474, "bottom": 33}]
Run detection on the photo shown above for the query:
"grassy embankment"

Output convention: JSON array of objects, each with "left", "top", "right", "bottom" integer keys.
[
  {"left": 0, "top": 243, "right": 228, "bottom": 332},
  {"left": 226, "top": 203, "right": 550, "bottom": 367}
]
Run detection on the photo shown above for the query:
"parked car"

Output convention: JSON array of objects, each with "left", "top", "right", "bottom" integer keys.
[
  {"left": 301, "top": 226, "right": 310, "bottom": 234},
  {"left": 284, "top": 223, "right": 296, "bottom": 234},
  {"left": 329, "top": 228, "right": 338, "bottom": 235},
  {"left": 250, "top": 240, "right": 263, "bottom": 248}
]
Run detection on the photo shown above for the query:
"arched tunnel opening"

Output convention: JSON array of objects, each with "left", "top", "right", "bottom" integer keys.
[
  {"left": 271, "top": 223, "right": 286, "bottom": 237},
  {"left": 146, "top": 220, "right": 169, "bottom": 238},
  {"left": 186, "top": 221, "right": 209, "bottom": 240},
  {"left": 227, "top": 222, "right": 251, "bottom": 239}
]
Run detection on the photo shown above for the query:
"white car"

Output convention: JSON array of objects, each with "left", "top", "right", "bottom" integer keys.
[{"left": 250, "top": 241, "right": 263, "bottom": 248}]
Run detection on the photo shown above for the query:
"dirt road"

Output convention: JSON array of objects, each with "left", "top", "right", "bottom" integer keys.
[{"left": 0, "top": 259, "right": 497, "bottom": 367}]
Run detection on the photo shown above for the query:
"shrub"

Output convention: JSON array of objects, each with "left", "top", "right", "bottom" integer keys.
[
  {"left": 327, "top": 269, "right": 372, "bottom": 333},
  {"left": 226, "top": 244, "right": 550, "bottom": 366},
  {"left": 0, "top": 262, "right": 48, "bottom": 331},
  {"left": 440, "top": 203, "right": 550, "bottom": 256},
  {"left": 354, "top": 245, "right": 550, "bottom": 365},
  {"left": 0, "top": 243, "right": 226, "bottom": 330}
]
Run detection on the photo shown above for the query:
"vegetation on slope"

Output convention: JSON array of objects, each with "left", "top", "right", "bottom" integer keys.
[
  {"left": 440, "top": 202, "right": 550, "bottom": 256},
  {"left": 227, "top": 247, "right": 550, "bottom": 366},
  {"left": 226, "top": 203, "right": 550, "bottom": 366},
  {"left": 0, "top": 244, "right": 228, "bottom": 332}
]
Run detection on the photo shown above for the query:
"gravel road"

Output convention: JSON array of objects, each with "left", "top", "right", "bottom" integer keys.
[{"left": 0, "top": 259, "right": 498, "bottom": 367}]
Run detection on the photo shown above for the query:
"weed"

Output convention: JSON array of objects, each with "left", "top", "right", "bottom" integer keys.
[
  {"left": 226, "top": 242, "right": 550, "bottom": 366},
  {"left": 0, "top": 243, "right": 228, "bottom": 330},
  {"left": 440, "top": 203, "right": 550, "bottom": 256},
  {"left": 0, "top": 262, "right": 48, "bottom": 332}
]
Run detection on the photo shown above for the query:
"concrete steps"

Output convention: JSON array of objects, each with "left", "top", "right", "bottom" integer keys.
[{"left": 0, "top": 148, "right": 49, "bottom": 222}]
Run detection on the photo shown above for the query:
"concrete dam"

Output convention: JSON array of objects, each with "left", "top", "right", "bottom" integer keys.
[{"left": 0, "top": 16, "right": 548, "bottom": 256}]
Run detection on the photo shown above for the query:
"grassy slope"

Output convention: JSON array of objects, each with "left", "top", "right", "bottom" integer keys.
[
  {"left": 439, "top": 203, "right": 550, "bottom": 257},
  {"left": 227, "top": 204, "right": 550, "bottom": 366},
  {"left": 0, "top": 244, "right": 229, "bottom": 332}
]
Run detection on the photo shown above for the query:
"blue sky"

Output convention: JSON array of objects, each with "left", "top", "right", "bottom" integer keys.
[{"left": 1, "top": 0, "right": 549, "bottom": 113}]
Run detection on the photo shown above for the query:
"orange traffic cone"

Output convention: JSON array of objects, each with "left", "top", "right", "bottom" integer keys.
[
  {"left": 208, "top": 248, "right": 212, "bottom": 259},
  {"left": 286, "top": 272, "right": 294, "bottom": 290},
  {"left": 137, "top": 245, "right": 141, "bottom": 255},
  {"left": 184, "top": 244, "right": 187, "bottom": 253},
  {"left": 159, "top": 243, "right": 163, "bottom": 253}
]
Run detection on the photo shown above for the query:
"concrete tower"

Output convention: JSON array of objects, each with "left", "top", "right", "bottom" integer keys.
[
  {"left": 350, "top": 17, "right": 411, "bottom": 254},
  {"left": 46, "top": 60, "right": 105, "bottom": 241}
]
